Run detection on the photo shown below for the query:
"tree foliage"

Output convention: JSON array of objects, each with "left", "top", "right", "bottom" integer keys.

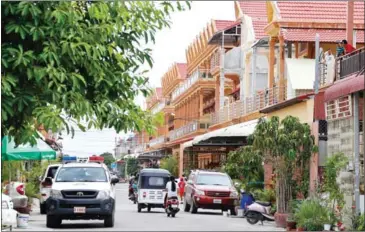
[
  {"left": 1, "top": 1, "right": 190, "bottom": 145},
  {"left": 224, "top": 144, "right": 264, "bottom": 190},
  {"left": 126, "top": 157, "right": 139, "bottom": 176},
  {"left": 160, "top": 155, "right": 178, "bottom": 177},
  {"left": 100, "top": 152, "right": 115, "bottom": 167},
  {"left": 252, "top": 116, "right": 315, "bottom": 214},
  {"left": 323, "top": 152, "right": 348, "bottom": 210}
]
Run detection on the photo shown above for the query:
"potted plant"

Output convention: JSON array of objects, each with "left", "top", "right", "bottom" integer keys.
[
  {"left": 286, "top": 214, "right": 296, "bottom": 231},
  {"left": 294, "top": 198, "right": 329, "bottom": 231}
]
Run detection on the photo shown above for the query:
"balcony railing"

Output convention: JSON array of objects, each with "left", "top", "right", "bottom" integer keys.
[
  {"left": 149, "top": 136, "right": 166, "bottom": 147},
  {"left": 211, "top": 86, "right": 288, "bottom": 125},
  {"left": 168, "top": 120, "right": 209, "bottom": 141},
  {"left": 336, "top": 47, "right": 365, "bottom": 80},
  {"left": 210, "top": 50, "right": 220, "bottom": 73},
  {"left": 171, "top": 69, "right": 214, "bottom": 102},
  {"left": 151, "top": 100, "right": 166, "bottom": 114}
]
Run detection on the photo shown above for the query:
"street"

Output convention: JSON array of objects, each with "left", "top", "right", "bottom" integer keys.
[{"left": 17, "top": 183, "right": 283, "bottom": 231}]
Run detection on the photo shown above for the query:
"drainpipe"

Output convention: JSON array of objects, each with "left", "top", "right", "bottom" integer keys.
[
  {"left": 354, "top": 92, "right": 360, "bottom": 215},
  {"left": 219, "top": 31, "right": 225, "bottom": 110}
]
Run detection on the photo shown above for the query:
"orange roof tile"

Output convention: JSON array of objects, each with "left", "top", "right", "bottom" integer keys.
[
  {"left": 276, "top": 1, "right": 364, "bottom": 23},
  {"left": 214, "top": 20, "right": 237, "bottom": 31},
  {"left": 238, "top": 1, "right": 268, "bottom": 40},
  {"left": 155, "top": 87, "right": 162, "bottom": 99},
  {"left": 176, "top": 63, "right": 187, "bottom": 79}
]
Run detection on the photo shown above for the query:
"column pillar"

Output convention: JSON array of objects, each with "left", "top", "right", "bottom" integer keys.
[
  {"left": 219, "top": 45, "right": 225, "bottom": 109},
  {"left": 278, "top": 35, "right": 285, "bottom": 102},
  {"left": 268, "top": 37, "right": 277, "bottom": 89},
  {"left": 346, "top": 1, "right": 354, "bottom": 45},
  {"left": 179, "top": 144, "right": 184, "bottom": 177}
]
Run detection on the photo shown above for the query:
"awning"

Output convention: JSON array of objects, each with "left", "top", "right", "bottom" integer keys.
[
  {"left": 192, "top": 119, "right": 259, "bottom": 145},
  {"left": 1, "top": 136, "right": 56, "bottom": 161},
  {"left": 123, "top": 153, "right": 139, "bottom": 159},
  {"left": 138, "top": 149, "right": 167, "bottom": 159},
  {"left": 182, "top": 141, "right": 193, "bottom": 150},
  {"left": 324, "top": 72, "right": 365, "bottom": 102},
  {"left": 282, "top": 29, "right": 365, "bottom": 43}
]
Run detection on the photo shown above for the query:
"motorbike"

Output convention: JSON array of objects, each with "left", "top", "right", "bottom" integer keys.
[
  {"left": 165, "top": 197, "right": 180, "bottom": 217},
  {"left": 128, "top": 185, "right": 137, "bottom": 204},
  {"left": 245, "top": 200, "right": 275, "bottom": 225}
]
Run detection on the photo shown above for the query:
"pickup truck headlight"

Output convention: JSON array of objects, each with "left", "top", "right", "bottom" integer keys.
[
  {"left": 97, "top": 190, "right": 110, "bottom": 199},
  {"left": 50, "top": 190, "right": 63, "bottom": 199},
  {"left": 195, "top": 189, "right": 205, "bottom": 196},
  {"left": 230, "top": 190, "right": 238, "bottom": 198}
]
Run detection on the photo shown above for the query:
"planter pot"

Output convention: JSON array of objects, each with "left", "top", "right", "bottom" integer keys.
[
  {"left": 324, "top": 224, "right": 331, "bottom": 231},
  {"left": 286, "top": 221, "right": 297, "bottom": 231},
  {"left": 274, "top": 212, "right": 288, "bottom": 228},
  {"left": 296, "top": 227, "right": 304, "bottom": 231}
]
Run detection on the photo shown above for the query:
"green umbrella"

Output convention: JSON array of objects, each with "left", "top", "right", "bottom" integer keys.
[{"left": 1, "top": 136, "right": 56, "bottom": 161}]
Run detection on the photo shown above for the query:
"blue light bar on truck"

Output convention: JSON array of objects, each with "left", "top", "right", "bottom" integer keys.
[{"left": 62, "top": 156, "right": 77, "bottom": 164}]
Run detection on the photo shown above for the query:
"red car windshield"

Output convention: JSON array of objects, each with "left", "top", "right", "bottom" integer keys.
[{"left": 196, "top": 174, "right": 232, "bottom": 186}]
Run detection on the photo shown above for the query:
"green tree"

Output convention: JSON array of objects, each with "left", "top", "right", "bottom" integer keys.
[
  {"left": 160, "top": 155, "right": 178, "bottom": 177},
  {"left": 126, "top": 157, "right": 139, "bottom": 176},
  {"left": 223, "top": 137, "right": 264, "bottom": 190},
  {"left": 253, "top": 116, "right": 315, "bottom": 214},
  {"left": 1, "top": 1, "right": 190, "bottom": 146},
  {"left": 100, "top": 152, "right": 115, "bottom": 167},
  {"left": 323, "top": 152, "right": 348, "bottom": 211}
]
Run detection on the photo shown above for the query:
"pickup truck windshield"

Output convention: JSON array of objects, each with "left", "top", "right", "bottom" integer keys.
[
  {"left": 55, "top": 167, "right": 107, "bottom": 182},
  {"left": 196, "top": 174, "right": 232, "bottom": 186}
]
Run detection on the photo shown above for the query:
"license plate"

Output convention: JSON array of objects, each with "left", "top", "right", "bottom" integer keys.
[
  {"left": 74, "top": 207, "right": 86, "bottom": 213},
  {"left": 213, "top": 199, "right": 222, "bottom": 204}
]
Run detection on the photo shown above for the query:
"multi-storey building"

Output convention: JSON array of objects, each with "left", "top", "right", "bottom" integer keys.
[{"left": 134, "top": 1, "right": 364, "bottom": 182}]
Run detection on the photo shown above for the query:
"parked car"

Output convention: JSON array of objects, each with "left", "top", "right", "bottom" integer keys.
[
  {"left": 4, "top": 182, "right": 28, "bottom": 210},
  {"left": 1, "top": 193, "right": 18, "bottom": 230},
  {"left": 183, "top": 170, "right": 239, "bottom": 215},
  {"left": 39, "top": 164, "right": 61, "bottom": 214}
]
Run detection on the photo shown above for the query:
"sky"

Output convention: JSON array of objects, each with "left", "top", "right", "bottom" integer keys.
[{"left": 61, "top": 1, "right": 235, "bottom": 157}]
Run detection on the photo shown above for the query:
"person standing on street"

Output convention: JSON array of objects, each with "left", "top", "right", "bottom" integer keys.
[{"left": 178, "top": 177, "right": 186, "bottom": 203}]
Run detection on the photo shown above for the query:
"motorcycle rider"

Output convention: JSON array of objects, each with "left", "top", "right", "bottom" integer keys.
[{"left": 164, "top": 176, "right": 178, "bottom": 208}]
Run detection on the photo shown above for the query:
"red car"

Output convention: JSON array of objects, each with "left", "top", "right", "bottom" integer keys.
[{"left": 183, "top": 170, "right": 239, "bottom": 215}]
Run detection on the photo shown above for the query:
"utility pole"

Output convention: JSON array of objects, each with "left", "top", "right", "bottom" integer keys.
[{"left": 354, "top": 92, "right": 360, "bottom": 215}]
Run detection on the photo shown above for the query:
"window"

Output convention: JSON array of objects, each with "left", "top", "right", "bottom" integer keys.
[
  {"left": 196, "top": 174, "right": 232, "bottom": 186},
  {"left": 47, "top": 167, "right": 59, "bottom": 179},
  {"left": 55, "top": 167, "right": 107, "bottom": 182},
  {"left": 140, "top": 176, "right": 169, "bottom": 189}
]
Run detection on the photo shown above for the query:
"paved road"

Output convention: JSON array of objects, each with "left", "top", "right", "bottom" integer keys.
[{"left": 16, "top": 183, "right": 283, "bottom": 231}]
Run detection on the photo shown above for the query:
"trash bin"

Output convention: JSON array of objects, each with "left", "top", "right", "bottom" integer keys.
[
  {"left": 240, "top": 192, "right": 254, "bottom": 210},
  {"left": 16, "top": 213, "right": 29, "bottom": 229}
]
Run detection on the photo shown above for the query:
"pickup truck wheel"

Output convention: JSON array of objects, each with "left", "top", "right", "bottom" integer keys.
[
  {"left": 190, "top": 201, "right": 198, "bottom": 214},
  {"left": 46, "top": 215, "right": 61, "bottom": 228},
  {"left": 104, "top": 214, "right": 114, "bottom": 227},
  {"left": 40, "top": 203, "right": 47, "bottom": 215},
  {"left": 183, "top": 198, "right": 190, "bottom": 212}
]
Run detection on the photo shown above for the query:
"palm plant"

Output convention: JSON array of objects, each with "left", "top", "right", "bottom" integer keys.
[{"left": 252, "top": 116, "right": 315, "bottom": 214}]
